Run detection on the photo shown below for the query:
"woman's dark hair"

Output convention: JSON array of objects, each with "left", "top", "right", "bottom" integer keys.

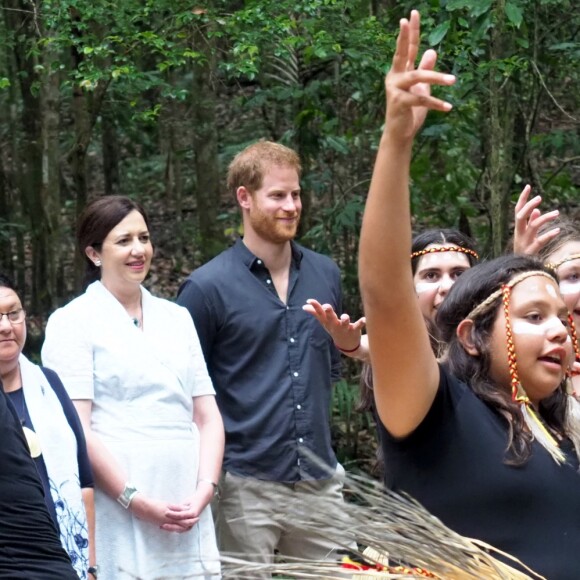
[
  {"left": 77, "top": 195, "right": 151, "bottom": 287},
  {"left": 0, "top": 273, "right": 17, "bottom": 292},
  {"left": 436, "top": 254, "right": 567, "bottom": 465},
  {"left": 411, "top": 228, "right": 479, "bottom": 275},
  {"left": 537, "top": 217, "right": 580, "bottom": 263}
]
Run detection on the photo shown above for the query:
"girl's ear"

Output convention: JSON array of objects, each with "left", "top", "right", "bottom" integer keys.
[{"left": 456, "top": 319, "right": 480, "bottom": 356}]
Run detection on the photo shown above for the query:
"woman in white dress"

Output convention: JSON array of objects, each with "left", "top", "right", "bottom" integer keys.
[{"left": 42, "top": 196, "right": 224, "bottom": 579}]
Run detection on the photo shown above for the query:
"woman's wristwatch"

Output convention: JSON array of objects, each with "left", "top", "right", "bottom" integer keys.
[
  {"left": 88, "top": 565, "right": 99, "bottom": 578},
  {"left": 117, "top": 482, "right": 139, "bottom": 509},
  {"left": 197, "top": 478, "right": 219, "bottom": 496}
]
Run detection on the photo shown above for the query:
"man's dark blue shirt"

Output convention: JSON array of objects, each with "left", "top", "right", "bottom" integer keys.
[{"left": 177, "top": 238, "right": 343, "bottom": 483}]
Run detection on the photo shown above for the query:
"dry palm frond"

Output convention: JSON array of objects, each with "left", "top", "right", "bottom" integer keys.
[{"left": 221, "top": 469, "right": 544, "bottom": 580}]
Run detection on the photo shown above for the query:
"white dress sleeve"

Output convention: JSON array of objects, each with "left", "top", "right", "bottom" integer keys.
[{"left": 42, "top": 302, "right": 94, "bottom": 400}]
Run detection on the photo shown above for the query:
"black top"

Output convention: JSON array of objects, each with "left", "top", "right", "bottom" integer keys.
[
  {"left": 380, "top": 364, "right": 580, "bottom": 579},
  {"left": 0, "top": 384, "right": 77, "bottom": 579},
  {"left": 177, "top": 238, "right": 343, "bottom": 482},
  {"left": 7, "top": 366, "right": 93, "bottom": 528}
]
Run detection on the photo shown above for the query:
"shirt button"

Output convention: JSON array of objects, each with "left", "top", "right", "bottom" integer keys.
[
  {"left": 266, "top": 279, "right": 272, "bottom": 285},
  {"left": 293, "top": 372, "right": 299, "bottom": 377},
  {"left": 296, "top": 404, "right": 301, "bottom": 410},
  {"left": 298, "top": 438, "right": 304, "bottom": 443},
  {"left": 286, "top": 306, "right": 290, "bottom": 310},
  {"left": 257, "top": 259, "right": 262, "bottom": 265},
  {"left": 290, "top": 337, "right": 295, "bottom": 343}
]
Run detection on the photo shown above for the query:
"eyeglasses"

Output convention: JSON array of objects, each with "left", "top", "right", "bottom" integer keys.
[{"left": 0, "top": 308, "right": 26, "bottom": 324}]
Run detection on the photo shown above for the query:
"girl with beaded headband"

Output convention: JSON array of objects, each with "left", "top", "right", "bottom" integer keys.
[
  {"left": 512, "top": 188, "right": 580, "bottom": 389},
  {"left": 539, "top": 220, "right": 580, "bottom": 385},
  {"left": 359, "top": 10, "right": 580, "bottom": 578}
]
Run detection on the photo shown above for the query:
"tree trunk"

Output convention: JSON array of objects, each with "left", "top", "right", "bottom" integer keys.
[
  {"left": 39, "top": 39, "right": 62, "bottom": 311},
  {"left": 486, "top": 0, "right": 515, "bottom": 257},
  {"left": 67, "top": 33, "right": 111, "bottom": 289},
  {"left": 191, "top": 25, "right": 224, "bottom": 263},
  {"left": 3, "top": 0, "right": 46, "bottom": 311},
  {"left": 102, "top": 100, "right": 120, "bottom": 197}
]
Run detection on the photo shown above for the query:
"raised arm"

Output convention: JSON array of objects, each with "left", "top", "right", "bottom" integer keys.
[{"left": 358, "top": 11, "right": 454, "bottom": 437}]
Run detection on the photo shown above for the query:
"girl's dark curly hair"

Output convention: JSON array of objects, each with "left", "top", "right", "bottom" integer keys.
[{"left": 436, "top": 254, "right": 568, "bottom": 465}]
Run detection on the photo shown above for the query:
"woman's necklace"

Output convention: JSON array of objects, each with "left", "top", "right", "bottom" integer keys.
[
  {"left": 16, "top": 388, "right": 42, "bottom": 458},
  {"left": 126, "top": 297, "right": 143, "bottom": 329}
]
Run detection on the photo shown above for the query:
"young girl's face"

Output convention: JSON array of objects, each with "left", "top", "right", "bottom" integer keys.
[
  {"left": 487, "top": 275, "right": 573, "bottom": 405},
  {"left": 413, "top": 244, "right": 471, "bottom": 322},
  {"left": 546, "top": 240, "right": 580, "bottom": 329}
]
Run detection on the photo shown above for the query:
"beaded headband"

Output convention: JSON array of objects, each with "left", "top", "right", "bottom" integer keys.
[
  {"left": 569, "top": 314, "right": 580, "bottom": 377},
  {"left": 544, "top": 253, "right": 580, "bottom": 376},
  {"left": 410, "top": 246, "right": 479, "bottom": 260},
  {"left": 466, "top": 270, "right": 556, "bottom": 321},
  {"left": 545, "top": 252, "right": 580, "bottom": 271}
]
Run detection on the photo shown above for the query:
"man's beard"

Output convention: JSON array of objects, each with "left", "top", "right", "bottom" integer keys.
[{"left": 249, "top": 209, "right": 300, "bottom": 244}]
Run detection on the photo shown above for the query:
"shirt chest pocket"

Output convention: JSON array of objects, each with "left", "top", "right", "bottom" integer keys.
[{"left": 305, "top": 315, "right": 332, "bottom": 350}]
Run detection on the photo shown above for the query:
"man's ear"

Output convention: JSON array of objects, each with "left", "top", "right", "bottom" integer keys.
[
  {"left": 456, "top": 319, "right": 480, "bottom": 356},
  {"left": 236, "top": 186, "right": 252, "bottom": 210}
]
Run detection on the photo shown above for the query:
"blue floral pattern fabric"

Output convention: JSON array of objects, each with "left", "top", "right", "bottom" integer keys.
[{"left": 51, "top": 478, "right": 89, "bottom": 579}]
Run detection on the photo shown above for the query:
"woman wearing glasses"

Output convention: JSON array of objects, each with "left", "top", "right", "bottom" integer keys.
[
  {"left": 0, "top": 274, "right": 95, "bottom": 579},
  {"left": 42, "top": 196, "right": 223, "bottom": 580}
]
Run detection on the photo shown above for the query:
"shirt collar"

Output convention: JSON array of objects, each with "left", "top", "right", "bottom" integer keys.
[{"left": 234, "top": 237, "right": 304, "bottom": 270}]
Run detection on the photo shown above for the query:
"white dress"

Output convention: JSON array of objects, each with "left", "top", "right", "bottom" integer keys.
[{"left": 42, "top": 281, "right": 221, "bottom": 580}]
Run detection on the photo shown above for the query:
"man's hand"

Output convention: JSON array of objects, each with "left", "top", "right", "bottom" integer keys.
[{"left": 303, "top": 299, "right": 366, "bottom": 354}]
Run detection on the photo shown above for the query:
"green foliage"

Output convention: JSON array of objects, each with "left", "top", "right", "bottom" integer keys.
[{"left": 331, "top": 379, "right": 375, "bottom": 469}]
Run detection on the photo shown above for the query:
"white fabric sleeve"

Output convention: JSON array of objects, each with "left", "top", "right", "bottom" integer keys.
[{"left": 42, "top": 306, "right": 95, "bottom": 400}]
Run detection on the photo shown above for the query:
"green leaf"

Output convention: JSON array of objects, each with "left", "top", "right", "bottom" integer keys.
[
  {"left": 428, "top": 21, "right": 451, "bottom": 46},
  {"left": 446, "top": 0, "right": 472, "bottom": 10},
  {"left": 516, "top": 37, "right": 529, "bottom": 48},
  {"left": 471, "top": 0, "right": 493, "bottom": 18},
  {"left": 324, "top": 136, "right": 350, "bottom": 155},
  {"left": 505, "top": 2, "right": 523, "bottom": 28}
]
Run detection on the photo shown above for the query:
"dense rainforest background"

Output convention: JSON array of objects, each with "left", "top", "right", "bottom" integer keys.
[{"left": 0, "top": 0, "right": 578, "bottom": 471}]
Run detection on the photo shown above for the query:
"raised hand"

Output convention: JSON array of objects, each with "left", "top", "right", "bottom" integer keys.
[
  {"left": 303, "top": 298, "right": 366, "bottom": 356},
  {"left": 385, "top": 10, "right": 456, "bottom": 142},
  {"left": 513, "top": 184, "right": 560, "bottom": 255}
]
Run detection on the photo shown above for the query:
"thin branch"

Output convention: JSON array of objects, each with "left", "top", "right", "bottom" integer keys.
[
  {"left": 531, "top": 59, "right": 577, "bottom": 121},
  {"left": 543, "top": 156, "right": 580, "bottom": 189}
]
